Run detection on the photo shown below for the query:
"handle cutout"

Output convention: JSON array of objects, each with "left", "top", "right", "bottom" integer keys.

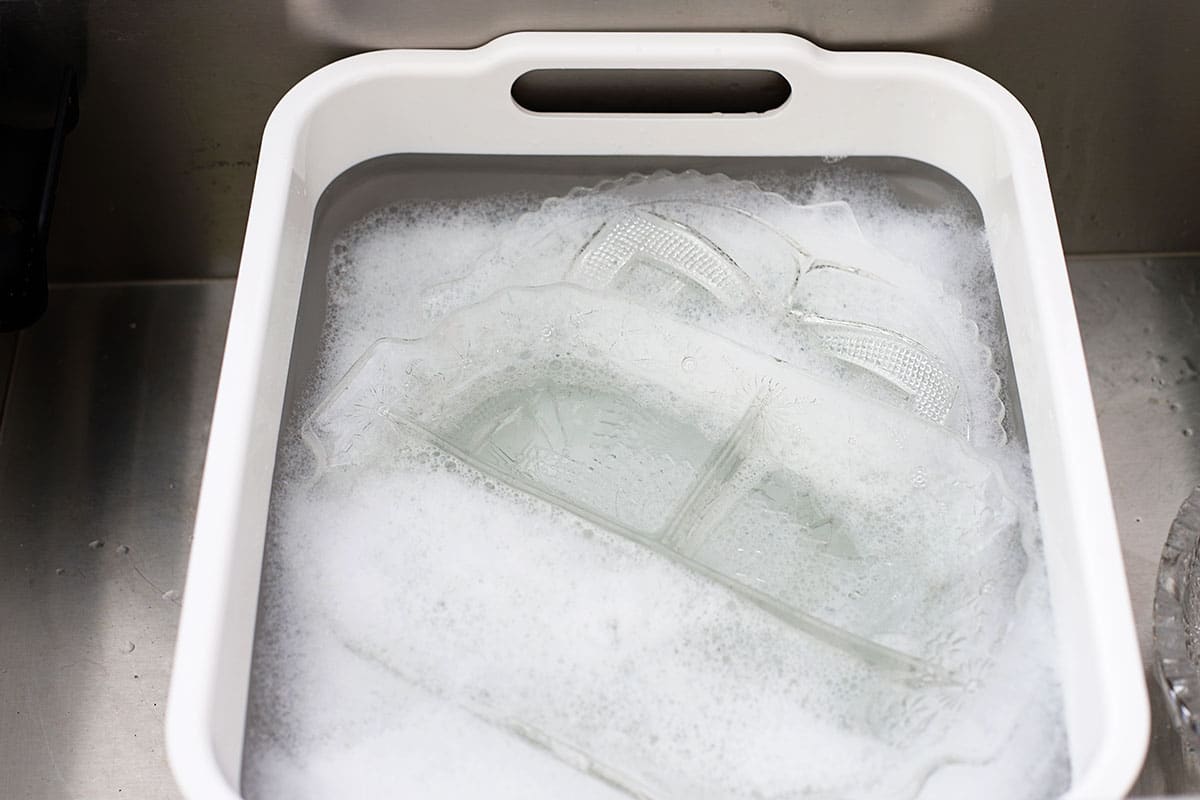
[{"left": 512, "top": 69, "right": 791, "bottom": 114}]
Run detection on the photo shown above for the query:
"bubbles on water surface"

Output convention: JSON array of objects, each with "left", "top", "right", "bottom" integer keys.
[{"left": 242, "top": 169, "right": 1066, "bottom": 800}]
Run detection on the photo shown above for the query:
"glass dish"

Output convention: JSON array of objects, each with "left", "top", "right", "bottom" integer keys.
[
  {"left": 306, "top": 284, "right": 1023, "bottom": 686},
  {"left": 424, "top": 171, "right": 1004, "bottom": 443},
  {"left": 1154, "top": 485, "right": 1200, "bottom": 788}
]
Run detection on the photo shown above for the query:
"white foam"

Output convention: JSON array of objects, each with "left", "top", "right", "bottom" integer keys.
[{"left": 242, "top": 168, "right": 1067, "bottom": 800}]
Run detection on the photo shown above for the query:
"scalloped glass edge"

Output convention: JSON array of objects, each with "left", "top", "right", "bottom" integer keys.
[
  {"left": 423, "top": 170, "right": 1008, "bottom": 445},
  {"left": 1154, "top": 486, "right": 1200, "bottom": 751}
]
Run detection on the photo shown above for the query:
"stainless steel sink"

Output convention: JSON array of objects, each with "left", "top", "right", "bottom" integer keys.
[{"left": 2, "top": 2, "right": 1199, "bottom": 796}]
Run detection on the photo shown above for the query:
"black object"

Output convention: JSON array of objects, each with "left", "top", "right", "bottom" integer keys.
[
  {"left": 0, "top": 67, "right": 77, "bottom": 332},
  {"left": 511, "top": 69, "right": 792, "bottom": 114}
]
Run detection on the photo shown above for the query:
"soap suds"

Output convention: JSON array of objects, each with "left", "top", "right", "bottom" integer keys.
[{"left": 242, "top": 169, "right": 1068, "bottom": 800}]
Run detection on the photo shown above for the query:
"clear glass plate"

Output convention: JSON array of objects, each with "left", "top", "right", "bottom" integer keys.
[
  {"left": 1154, "top": 485, "right": 1200, "bottom": 787},
  {"left": 307, "top": 284, "right": 1023, "bottom": 684},
  {"left": 424, "top": 171, "right": 1004, "bottom": 443}
]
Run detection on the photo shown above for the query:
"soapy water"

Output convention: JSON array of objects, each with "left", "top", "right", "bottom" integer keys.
[
  {"left": 242, "top": 170, "right": 1068, "bottom": 799},
  {"left": 424, "top": 173, "right": 1002, "bottom": 441},
  {"left": 307, "top": 285, "right": 1021, "bottom": 682}
]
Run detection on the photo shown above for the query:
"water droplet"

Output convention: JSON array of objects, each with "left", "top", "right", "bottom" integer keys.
[
  {"left": 680, "top": 356, "right": 696, "bottom": 373},
  {"left": 116, "top": 545, "right": 130, "bottom": 555},
  {"left": 88, "top": 540, "right": 104, "bottom": 550},
  {"left": 120, "top": 641, "right": 135, "bottom": 654},
  {"left": 162, "top": 589, "right": 181, "bottom": 602},
  {"left": 1185, "top": 428, "right": 1194, "bottom": 437},
  {"left": 541, "top": 325, "right": 555, "bottom": 340}
]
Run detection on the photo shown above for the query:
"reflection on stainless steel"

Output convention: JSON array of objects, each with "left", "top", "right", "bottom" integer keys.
[
  {"left": 286, "top": 0, "right": 995, "bottom": 49},
  {"left": 0, "top": 281, "right": 232, "bottom": 800},
  {"left": 0, "top": 333, "right": 16, "bottom": 421},
  {"left": 1069, "top": 257, "right": 1200, "bottom": 797},
  {"left": 0, "top": 0, "right": 86, "bottom": 128},
  {"left": 9, "top": 1, "right": 1195, "bottom": 285}
]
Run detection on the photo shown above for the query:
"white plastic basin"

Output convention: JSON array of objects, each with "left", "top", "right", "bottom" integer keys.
[{"left": 166, "top": 32, "right": 1148, "bottom": 799}]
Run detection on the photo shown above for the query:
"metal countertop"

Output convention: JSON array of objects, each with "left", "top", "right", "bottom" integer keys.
[{"left": 0, "top": 258, "right": 1195, "bottom": 798}]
